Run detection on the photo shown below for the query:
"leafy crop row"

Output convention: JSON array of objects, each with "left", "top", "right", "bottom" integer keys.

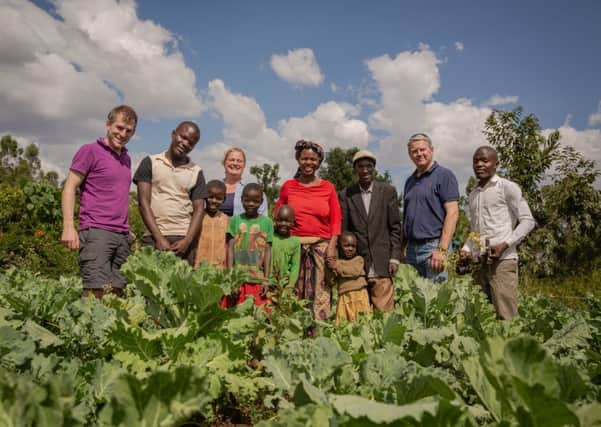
[{"left": 0, "top": 248, "right": 599, "bottom": 426}]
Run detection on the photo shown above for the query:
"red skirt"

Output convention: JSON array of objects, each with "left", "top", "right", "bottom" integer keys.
[{"left": 220, "top": 282, "right": 272, "bottom": 312}]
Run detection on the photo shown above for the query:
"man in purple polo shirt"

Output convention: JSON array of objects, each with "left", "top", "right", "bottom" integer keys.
[
  {"left": 61, "top": 105, "right": 137, "bottom": 298},
  {"left": 401, "top": 133, "right": 459, "bottom": 282}
]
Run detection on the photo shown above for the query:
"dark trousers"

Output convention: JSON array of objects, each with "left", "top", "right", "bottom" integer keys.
[{"left": 141, "top": 235, "right": 196, "bottom": 266}]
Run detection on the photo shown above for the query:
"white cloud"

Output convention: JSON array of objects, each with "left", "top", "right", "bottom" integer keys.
[
  {"left": 554, "top": 125, "right": 601, "bottom": 167},
  {"left": 279, "top": 102, "right": 369, "bottom": 150},
  {"left": 366, "top": 47, "right": 440, "bottom": 137},
  {"left": 196, "top": 79, "right": 368, "bottom": 182},
  {"left": 588, "top": 101, "right": 601, "bottom": 127},
  {"left": 0, "top": 0, "right": 203, "bottom": 174},
  {"left": 365, "top": 46, "right": 493, "bottom": 191},
  {"left": 365, "top": 45, "right": 601, "bottom": 192},
  {"left": 454, "top": 41, "right": 464, "bottom": 52},
  {"left": 270, "top": 48, "right": 324, "bottom": 87},
  {"left": 482, "top": 95, "right": 519, "bottom": 107}
]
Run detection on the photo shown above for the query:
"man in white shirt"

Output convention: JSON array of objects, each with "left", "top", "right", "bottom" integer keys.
[{"left": 460, "top": 146, "right": 535, "bottom": 320}]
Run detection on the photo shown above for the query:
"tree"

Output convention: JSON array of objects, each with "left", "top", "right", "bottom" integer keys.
[
  {"left": 1, "top": 134, "right": 58, "bottom": 187},
  {"left": 319, "top": 147, "right": 392, "bottom": 192},
  {"left": 0, "top": 135, "right": 77, "bottom": 276},
  {"left": 483, "top": 108, "right": 601, "bottom": 276},
  {"left": 250, "top": 163, "right": 281, "bottom": 213},
  {"left": 483, "top": 107, "right": 560, "bottom": 217}
]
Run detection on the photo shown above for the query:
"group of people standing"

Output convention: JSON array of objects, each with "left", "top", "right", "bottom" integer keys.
[{"left": 61, "top": 105, "right": 534, "bottom": 323}]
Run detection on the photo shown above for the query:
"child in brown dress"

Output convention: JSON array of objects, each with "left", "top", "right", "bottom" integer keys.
[{"left": 330, "top": 231, "right": 371, "bottom": 324}]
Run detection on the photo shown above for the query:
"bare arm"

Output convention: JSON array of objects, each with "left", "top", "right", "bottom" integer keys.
[
  {"left": 61, "top": 171, "right": 85, "bottom": 250},
  {"left": 429, "top": 200, "right": 459, "bottom": 272},
  {"left": 326, "top": 235, "right": 338, "bottom": 269},
  {"left": 137, "top": 181, "right": 170, "bottom": 250}
]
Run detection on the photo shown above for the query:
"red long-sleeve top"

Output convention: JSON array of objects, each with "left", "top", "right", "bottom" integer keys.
[{"left": 275, "top": 178, "right": 342, "bottom": 239}]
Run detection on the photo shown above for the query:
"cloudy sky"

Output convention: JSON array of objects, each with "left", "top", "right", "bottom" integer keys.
[{"left": 2, "top": 0, "right": 600, "bottom": 192}]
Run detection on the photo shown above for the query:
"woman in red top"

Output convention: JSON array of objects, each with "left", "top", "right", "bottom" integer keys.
[{"left": 274, "top": 140, "right": 342, "bottom": 322}]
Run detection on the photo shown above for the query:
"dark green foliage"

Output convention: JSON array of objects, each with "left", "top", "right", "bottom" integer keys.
[
  {"left": 483, "top": 109, "right": 601, "bottom": 276},
  {"left": 319, "top": 147, "right": 393, "bottom": 192},
  {"left": 1, "top": 257, "right": 599, "bottom": 426}
]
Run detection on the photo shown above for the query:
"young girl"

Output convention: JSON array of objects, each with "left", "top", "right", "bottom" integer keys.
[
  {"left": 271, "top": 205, "right": 301, "bottom": 288},
  {"left": 194, "top": 180, "right": 229, "bottom": 269},
  {"left": 330, "top": 231, "right": 370, "bottom": 324},
  {"left": 221, "top": 183, "right": 273, "bottom": 308}
]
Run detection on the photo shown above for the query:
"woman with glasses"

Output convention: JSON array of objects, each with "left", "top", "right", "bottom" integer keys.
[
  {"left": 274, "top": 140, "right": 342, "bottom": 328},
  {"left": 220, "top": 147, "right": 267, "bottom": 216}
]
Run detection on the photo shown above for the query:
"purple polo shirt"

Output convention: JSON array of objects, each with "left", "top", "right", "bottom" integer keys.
[
  {"left": 70, "top": 138, "right": 131, "bottom": 233},
  {"left": 403, "top": 162, "right": 459, "bottom": 241}
]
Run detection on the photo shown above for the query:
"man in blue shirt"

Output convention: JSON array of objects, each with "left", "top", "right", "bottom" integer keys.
[{"left": 402, "top": 133, "right": 459, "bottom": 282}]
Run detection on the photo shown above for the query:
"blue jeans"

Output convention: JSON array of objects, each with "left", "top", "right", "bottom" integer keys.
[{"left": 406, "top": 239, "right": 448, "bottom": 283}]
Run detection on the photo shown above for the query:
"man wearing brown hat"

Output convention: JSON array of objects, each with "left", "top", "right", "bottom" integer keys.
[{"left": 339, "top": 150, "right": 402, "bottom": 311}]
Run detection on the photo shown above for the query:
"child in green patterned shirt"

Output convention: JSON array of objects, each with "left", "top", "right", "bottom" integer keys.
[{"left": 271, "top": 205, "right": 301, "bottom": 289}]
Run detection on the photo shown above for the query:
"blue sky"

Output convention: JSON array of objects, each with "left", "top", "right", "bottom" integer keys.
[{"left": 3, "top": 0, "right": 601, "bottom": 190}]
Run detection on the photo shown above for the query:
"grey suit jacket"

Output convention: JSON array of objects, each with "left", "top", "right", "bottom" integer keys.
[{"left": 339, "top": 181, "right": 402, "bottom": 277}]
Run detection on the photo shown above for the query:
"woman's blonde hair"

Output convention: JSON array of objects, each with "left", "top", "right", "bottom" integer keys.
[{"left": 222, "top": 147, "right": 247, "bottom": 166}]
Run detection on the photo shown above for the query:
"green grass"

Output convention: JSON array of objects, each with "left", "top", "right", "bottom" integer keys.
[{"left": 520, "top": 267, "right": 601, "bottom": 308}]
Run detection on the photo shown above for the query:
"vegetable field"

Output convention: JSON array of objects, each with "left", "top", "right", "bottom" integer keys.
[{"left": 0, "top": 248, "right": 600, "bottom": 426}]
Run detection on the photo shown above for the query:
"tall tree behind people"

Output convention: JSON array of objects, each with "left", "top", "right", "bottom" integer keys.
[
  {"left": 250, "top": 163, "right": 280, "bottom": 213},
  {"left": 483, "top": 107, "right": 601, "bottom": 276},
  {"left": 320, "top": 147, "right": 392, "bottom": 191},
  {"left": 483, "top": 107, "right": 560, "bottom": 217}
]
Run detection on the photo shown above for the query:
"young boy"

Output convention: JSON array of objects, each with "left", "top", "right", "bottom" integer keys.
[
  {"left": 271, "top": 205, "right": 301, "bottom": 288},
  {"left": 330, "top": 231, "right": 370, "bottom": 324},
  {"left": 221, "top": 183, "right": 273, "bottom": 308},
  {"left": 194, "top": 180, "right": 229, "bottom": 269}
]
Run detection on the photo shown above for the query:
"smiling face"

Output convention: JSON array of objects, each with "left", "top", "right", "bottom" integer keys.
[
  {"left": 408, "top": 139, "right": 434, "bottom": 173},
  {"left": 297, "top": 148, "right": 321, "bottom": 178},
  {"left": 473, "top": 148, "right": 498, "bottom": 185},
  {"left": 242, "top": 187, "right": 263, "bottom": 218},
  {"left": 169, "top": 123, "right": 200, "bottom": 161},
  {"left": 224, "top": 149, "right": 246, "bottom": 179},
  {"left": 205, "top": 185, "right": 226, "bottom": 216},
  {"left": 274, "top": 205, "right": 295, "bottom": 237},
  {"left": 105, "top": 113, "right": 136, "bottom": 153},
  {"left": 339, "top": 233, "right": 357, "bottom": 260}
]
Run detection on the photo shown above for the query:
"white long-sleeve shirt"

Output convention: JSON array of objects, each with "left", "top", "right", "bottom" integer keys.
[{"left": 462, "top": 175, "right": 535, "bottom": 260}]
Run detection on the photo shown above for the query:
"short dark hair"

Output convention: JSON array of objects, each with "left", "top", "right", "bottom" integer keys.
[
  {"left": 242, "top": 182, "right": 263, "bottom": 196},
  {"left": 206, "top": 179, "right": 226, "bottom": 194},
  {"left": 107, "top": 105, "right": 138, "bottom": 126},
  {"left": 339, "top": 231, "right": 357, "bottom": 244},
  {"left": 177, "top": 121, "right": 200, "bottom": 137},
  {"left": 474, "top": 145, "right": 498, "bottom": 161}
]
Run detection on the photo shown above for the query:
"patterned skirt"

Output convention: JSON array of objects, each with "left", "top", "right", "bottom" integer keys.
[{"left": 296, "top": 238, "right": 331, "bottom": 320}]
